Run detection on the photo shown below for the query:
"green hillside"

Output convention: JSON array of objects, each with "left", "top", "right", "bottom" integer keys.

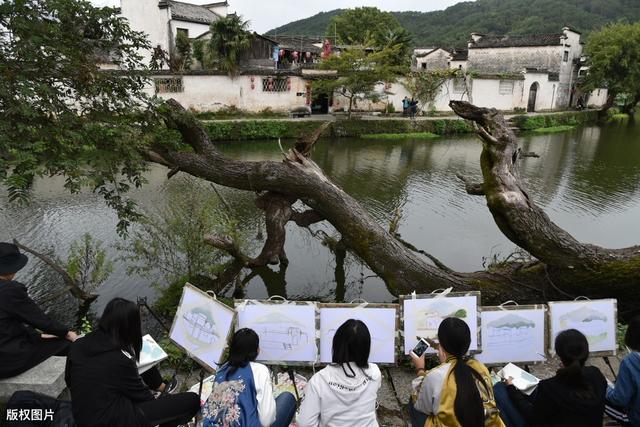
[{"left": 266, "top": 0, "right": 640, "bottom": 47}]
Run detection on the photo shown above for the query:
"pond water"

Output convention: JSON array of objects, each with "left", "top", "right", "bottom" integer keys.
[{"left": 2, "top": 119, "right": 640, "bottom": 321}]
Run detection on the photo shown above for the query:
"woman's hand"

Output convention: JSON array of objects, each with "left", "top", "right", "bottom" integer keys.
[
  {"left": 410, "top": 352, "right": 426, "bottom": 373},
  {"left": 40, "top": 333, "right": 58, "bottom": 339},
  {"left": 65, "top": 331, "right": 79, "bottom": 342}
]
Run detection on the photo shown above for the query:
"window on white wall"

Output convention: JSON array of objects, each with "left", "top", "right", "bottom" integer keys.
[
  {"left": 421, "top": 63, "right": 427, "bottom": 69},
  {"left": 563, "top": 51, "right": 569, "bottom": 62},
  {"left": 154, "top": 77, "right": 184, "bottom": 93},
  {"left": 499, "top": 80, "right": 514, "bottom": 95},
  {"left": 262, "top": 77, "right": 290, "bottom": 92},
  {"left": 177, "top": 28, "right": 189, "bottom": 38}
]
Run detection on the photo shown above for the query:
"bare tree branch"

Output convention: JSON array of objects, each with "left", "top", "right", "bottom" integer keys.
[
  {"left": 13, "top": 240, "right": 97, "bottom": 302},
  {"left": 455, "top": 173, "right": 485, "bottom": 196}
]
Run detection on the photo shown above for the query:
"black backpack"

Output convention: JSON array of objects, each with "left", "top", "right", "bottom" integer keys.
[{"left": 4, "top": 390, "right": 75, "bottom": 427}]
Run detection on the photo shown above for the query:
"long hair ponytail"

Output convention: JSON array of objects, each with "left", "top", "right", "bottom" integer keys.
[
  {"left": 555, "top": 329, "right": 589, "bottom": 388},
  {"left": 438, "top": 317, "right": 486, "bottom": 427}
]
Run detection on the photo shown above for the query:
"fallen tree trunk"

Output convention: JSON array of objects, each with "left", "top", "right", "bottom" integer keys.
[
  {"left": 145, "top": 100, "right": 639, "bottom": 314},
  {"left": 449, "top": 101, "right": 640, "bottom": 309}
]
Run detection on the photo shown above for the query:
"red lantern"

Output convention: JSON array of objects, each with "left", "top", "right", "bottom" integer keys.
[
  {"left": 292, "top": 51, "right": 299, "bottom": 60},
  {"left": 251, "top": 83, "right": 255, "bottom": 90},
  {"left": 279, "top": 49, "right": 285, "bottom": 57},
  {"left": 250, "top": 76, "right": 255, "bottom": 82}
]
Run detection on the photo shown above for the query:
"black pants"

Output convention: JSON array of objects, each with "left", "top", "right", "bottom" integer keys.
[
  {"left": 138, "top": 392, "right": 200, "bottom": 427},
  {"left": 141, "top": 366, "right": 164, "bottom": 390}
]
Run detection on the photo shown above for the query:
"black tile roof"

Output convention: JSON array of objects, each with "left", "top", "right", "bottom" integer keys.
[
  {"left": 451, "top": 49, "right": 468, "bottom": 61},
  {"left": 167, "top": 1, "right": 220, "bottom": 25},
  {"left": 470, "top": 33, "right": 565, "bottom": 49}
]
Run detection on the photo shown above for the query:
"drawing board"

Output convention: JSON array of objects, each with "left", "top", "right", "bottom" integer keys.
[
  {"left": 548, "top": 299, "right": 617, "bottom": 356},
  {"left": 476, "top": 305, "right": 547, "bottom": 365},
  {"left": 235, "top": 300, "right": 318, "bottom": 364},
  {"left": 402, "top": 291, "right": 480, "bottom": 355},
  {"left": 169, "top": 283, "right": 236, "bottom": 371},
  {"left": 319, "top": 303, "right": 399, "bottom": 364}
]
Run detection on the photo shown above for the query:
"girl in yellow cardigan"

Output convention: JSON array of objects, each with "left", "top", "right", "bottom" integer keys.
[{"left": 409, "top": 317, "right": 505, "bottom": 427}]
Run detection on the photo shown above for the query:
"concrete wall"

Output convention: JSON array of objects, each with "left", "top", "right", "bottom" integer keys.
[
  {"left": 471, "top": 78, "right": 526, "bottom": 110},
  {"left": 170, "top": 20, "right": 211, "bottom": 41},
  {"left": 468, "top": 45, "right": 564, "bottom": 75},
  {"left": 120, "top": 0, "right": 171, "bottom": 66},
  {"left": 148, "top": 74, "right": 308, "bottom": 112},
  {"left": 523, "top": 72, "right": 558, "bottom": 111},
  {"left": 416, "top": 49, "right": 451, "bottom": 71},
  {"left": 586, "top": 88, "right": 609, "bottom": 108}
]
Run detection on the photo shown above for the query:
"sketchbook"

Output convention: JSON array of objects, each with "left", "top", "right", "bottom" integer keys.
[
  {"left": 137, "top": 334, "right": 168, "bottom": 374},
  {"left": 496, "top": 363, "right": 540, "bottom": 395}
]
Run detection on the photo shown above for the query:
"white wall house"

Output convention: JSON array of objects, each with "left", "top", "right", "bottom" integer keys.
[
  {"left": 407, "top": 27, "right": 608, "bottom": 112},
  {"left": 148, "top": 72, "right": 309, "bottom": 112},
  {"left": 119, "top": 0, "right": 228, "bottom": 67}
]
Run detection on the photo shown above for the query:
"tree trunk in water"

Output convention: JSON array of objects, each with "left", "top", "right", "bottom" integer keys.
[{"left": 147, "top": 99, "right": 640, "bottom": 315}]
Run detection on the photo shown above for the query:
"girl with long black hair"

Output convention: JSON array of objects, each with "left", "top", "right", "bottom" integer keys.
[
  {"left": 65, "top": 298, "right": 200, "bottom": 427},
  {"left": 298, "top": 319, "right": 382, "bottom": 427},
  {"left": 494, "top": 329, "right": 607, "bottom": 427},
  {"left": 202, "top": 328, "right": 297, "bottom": 427},
  {"left": 409, "top": 317, "right": 504, "bottom": 427}
]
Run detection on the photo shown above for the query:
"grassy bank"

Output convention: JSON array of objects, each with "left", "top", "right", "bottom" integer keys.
[
  {"left": 361, "top": 132, "right": 440, "bottom": 140},
  {"left": 510, "top": 110, "right": 599, "bottom": 131},
  {"left": 530, "top": 125, "right": 576, "bottom": 134},
  {"left": 202, "top": 118, "right": 474, "bottom": 141},
  {"left": 199, "top": 110, "right": 601, "bottom": 141}
]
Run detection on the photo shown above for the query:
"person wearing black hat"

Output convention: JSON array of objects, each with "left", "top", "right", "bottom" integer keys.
[{"left": 0, "top": 242, "right": 78, "bottom": 379}]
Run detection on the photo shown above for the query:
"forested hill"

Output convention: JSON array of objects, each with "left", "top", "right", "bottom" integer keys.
[{"left": 266, "top": 0, "right": 640, "bottom": 47}]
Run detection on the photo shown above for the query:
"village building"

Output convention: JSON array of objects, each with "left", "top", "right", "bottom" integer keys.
[
  {"left": 110, "top": 4, "right": 608, "bottom": 115},
  {"left": 402, "top": 27, "right": 608, "bottom": 112},
  {"left": 119, "top": 0, "right": 229, "bottom": 65}
]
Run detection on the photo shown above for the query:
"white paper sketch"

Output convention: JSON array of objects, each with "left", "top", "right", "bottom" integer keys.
[
  {"left": 319, "top": 306, "right": 397, "bottom": 364},
  {"left": 476, "top": 308, "right": 546, "bottom": 365},
  {"left": 236, "top": 301, "right": 317, "bottom": 363},
  {"left": 548, "top": 299, "right": 617, "bottom": 354},
  {"left": 403, "top": 294, "right": 479, "bottom": 354},
  {"left": 170, "top": 284, "right": 235, "bottom": 370},
  {"left": 138, "top": 334, "right": 169, "bottom": 374}
]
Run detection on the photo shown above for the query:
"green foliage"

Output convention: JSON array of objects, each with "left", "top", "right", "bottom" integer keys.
[
  {"left": 200, "top": 118, "right": 473, "bottom": 141},
  {"left": 66, "top": 234, "right": 114, "bottom": 293},
  {"left": 313, "top": 48, "right": 405, "bottom": 117},
  {"left": 324, "top": 8, "right": 412, "bottom": 67},
  {"left": 118, "top": 176, "right": 242, "bottom": 286},
  {"left": 0, "top": 0, "right": 152, "bottom": 234},
  {"left": 326, "top": 7, "right": 403, "bottom": 47},
  {"left": 617, "top": 323, "right": 628, "bottom": 351},
  {"left": 173, "top": 31, "right": 192, "bottom": 71},
  {"left": 196, "top": 107, "right": 288, "bottom": 120},
  {"left": 192, "top": 39, "right": 205, "bottom": 65},
  {"left": 269, "top": 0, "right": 640, "bottom": 48},
  {"left": 207, "top": 15, "right": 253, "bottom": 75},
  {"left": 79, "top": 316, "right": 93, "bottom": 335},
  {"left": 361, "top": 132, "right": 440, "bottom": 140},
  {"left": 531, "top": 125, "right": 576, "bottom": 134},
  {"left": 585, "top": 23, "right": 640, "bottom": 111},
  {"left": 403, "top": 70, "right": 462, "bottom": 110},
  {"left": 511, "top": 111, "right": 598, "bottom": 130}
]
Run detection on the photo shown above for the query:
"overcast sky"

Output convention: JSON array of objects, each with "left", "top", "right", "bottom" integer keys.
[{"left": 91, "top": 0, "right": 468, "bottom": 33}]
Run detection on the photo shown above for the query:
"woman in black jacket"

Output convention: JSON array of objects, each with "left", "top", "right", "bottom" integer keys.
[
  {"left": 494, "top": 329, "right": 607, "bottom": 427},
  {"left": 65, "top": 298, "right": 200, "bottom": 427},
  {"left": 0, "top": 242, "right": 77, "bottom": 379}
]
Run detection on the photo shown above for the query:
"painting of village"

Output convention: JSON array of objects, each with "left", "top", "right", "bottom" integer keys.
[{"left": 403, "top": 294, "right": 479, "bottom": 355}]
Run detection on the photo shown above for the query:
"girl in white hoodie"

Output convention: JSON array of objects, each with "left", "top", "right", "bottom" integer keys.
[{"left": 297, "top": 319, "right": 382, "bottom": 427}]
